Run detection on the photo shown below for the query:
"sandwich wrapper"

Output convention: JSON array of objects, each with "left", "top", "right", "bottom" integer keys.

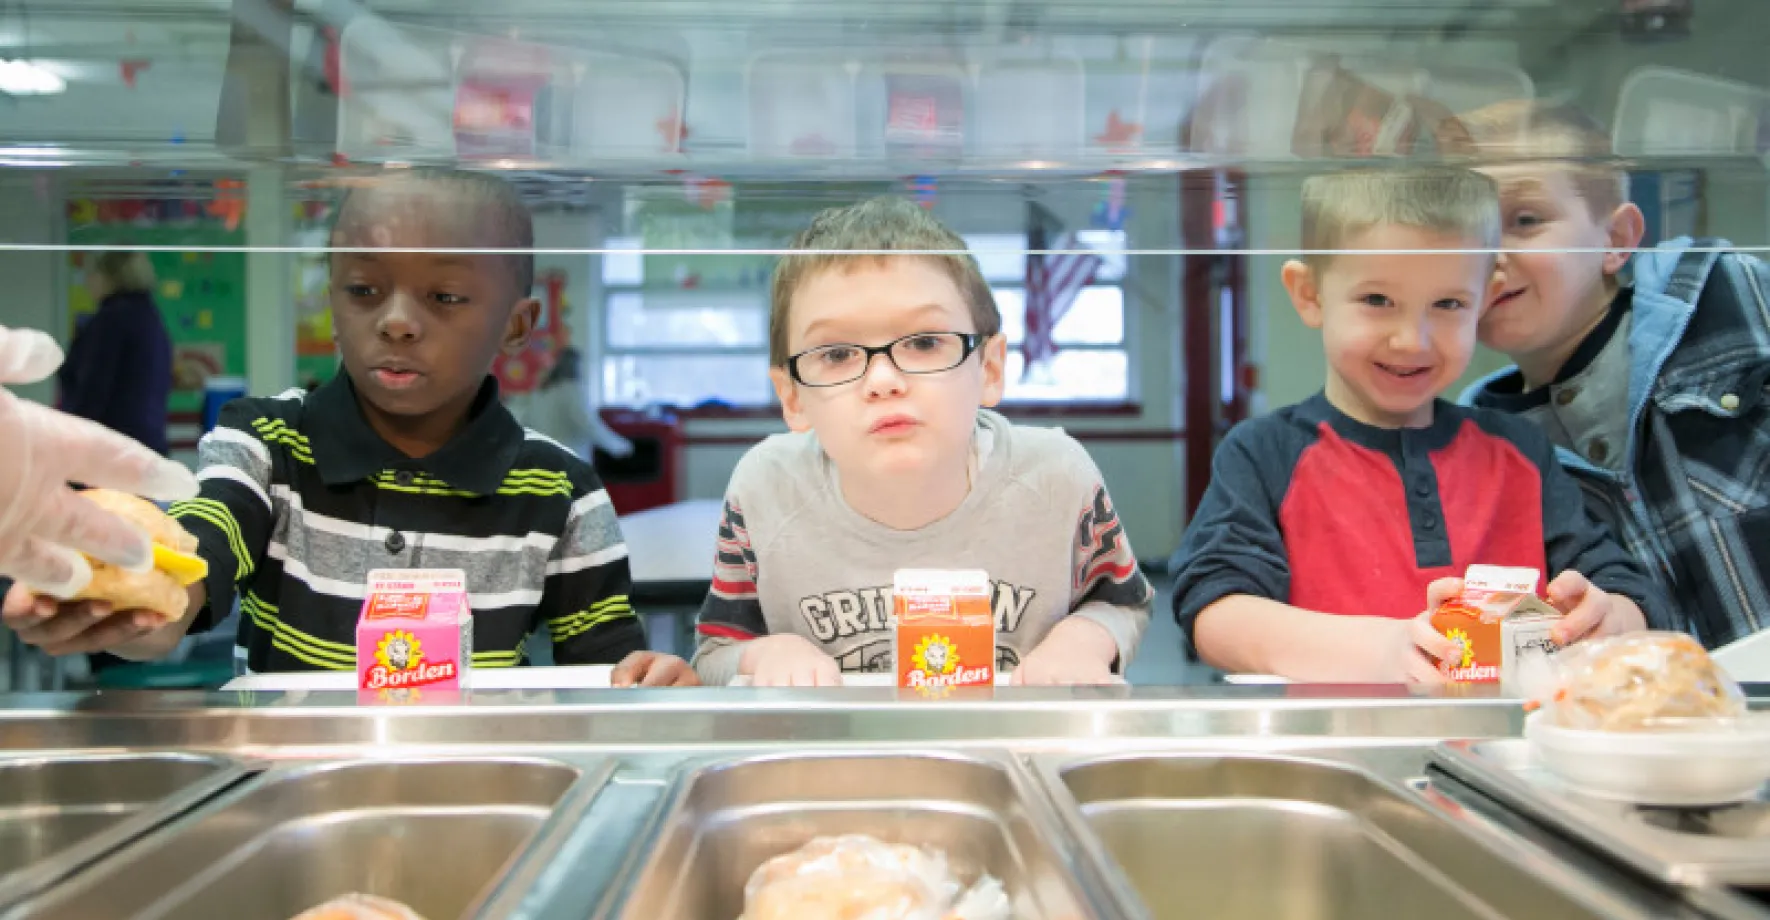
[{"left": 1431, "top": 564, "right": 1562, "bottom": 691}]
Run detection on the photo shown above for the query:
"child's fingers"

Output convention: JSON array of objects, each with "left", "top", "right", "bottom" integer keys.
[
  {"left": 11, "top": 601, "right": 112, "bottom": 648},
  {"left": 608, "top": 650, "right": 651, "bottom": 687},
  {"left": 39, "top": 609, "right": 157, "bottom": 657},
  {"left": 1405, "top": 650, "right": 1450, "bottom": 686},
  {"left": 0, "top": 582, "right": 42, "bottom": 620},
  {"left": 640, "top": 657, "right": 698, "bottom": 687},
  {"left": 1545, "top": 570, "right": 1592, "bottom": 610},
  {"left": 1552, "top": 590, "right": 1608, "bottom": 645},
  {"left": 1425, "top": 577, "right": 1464, "bottom": 611},
  {"left": 1410, "top": 613, "right": 1461, "bottom": 662}
]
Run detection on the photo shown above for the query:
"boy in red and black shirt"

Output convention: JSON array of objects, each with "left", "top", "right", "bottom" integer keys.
[{"left": 1172, "top": 167, "right": 1662, "bottom": 683}]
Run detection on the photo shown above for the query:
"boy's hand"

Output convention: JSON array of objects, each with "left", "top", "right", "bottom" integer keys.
[
  {"left": 1380, "top": 577, "right": 1466, "bottom": 685},
  {"left": 1546, "top": 570, "right": 1645, "bottom": 645},
  {"left": 609, "top": 650, "right": 700, "bottom": 688},
  {"left": 1011, "top": 617, "right": 1122, "bottom": 686},
  {"left": 739, "top": 634, "right": 841, "bottom": 687},
  {"left": 1, "top": 582, "right": 166, "bottom": 657}
]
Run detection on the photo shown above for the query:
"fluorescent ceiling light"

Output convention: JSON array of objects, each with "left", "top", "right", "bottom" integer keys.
[{"left": 0, "top": 60, "right": 64, "bottom": 95}]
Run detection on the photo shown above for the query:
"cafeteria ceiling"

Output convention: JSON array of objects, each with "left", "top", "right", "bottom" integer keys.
[{"left": 0, "top": 0, "right": 1750, "bottom": 177}]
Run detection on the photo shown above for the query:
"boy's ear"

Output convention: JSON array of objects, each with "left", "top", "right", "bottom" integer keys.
[
  {"left": 978, "top": 333, "right": 1008, "bottom": 408},
  {"left": 1281, "top": 260, "right": 1324, "bottom": 329},
  {"left": 770, "top": 366, "right": 813, "bottom": 433},
  {"left": 1603, "top": 203, "right": 1646, "bottom": 276},
  {"left": 500, "top": 297, "right": 541, "bottom": 354}
]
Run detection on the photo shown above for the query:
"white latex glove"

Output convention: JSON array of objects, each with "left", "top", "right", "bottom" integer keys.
[{"left": 0, "top": 326, "right": 199, "bottom": 597}]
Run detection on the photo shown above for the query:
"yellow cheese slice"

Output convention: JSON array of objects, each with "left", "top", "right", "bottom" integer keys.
[{"left": 153, "top": 544, "right": 209, "bottom": 586}]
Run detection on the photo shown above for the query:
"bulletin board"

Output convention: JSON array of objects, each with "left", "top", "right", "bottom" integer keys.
[{"left": 66, "top": 210, "right": 248, "bottom": 415}]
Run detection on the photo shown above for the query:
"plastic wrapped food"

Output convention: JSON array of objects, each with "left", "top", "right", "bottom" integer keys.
[
  {"left": 288, "top": 894, "right": 430, "bottom": 920},
  {"left": 739, "top": 834, "right": 1011, "bottom": 920},
  {"left": 1537, "top": 631, "right": 1745, "bottom": 731}
]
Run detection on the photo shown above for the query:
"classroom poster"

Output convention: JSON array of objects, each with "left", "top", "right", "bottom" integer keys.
[{"left": 66, "top": 206, "right": 248, "bottom": 415}]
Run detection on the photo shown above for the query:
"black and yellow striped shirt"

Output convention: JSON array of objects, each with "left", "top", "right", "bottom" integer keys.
[{"left": 174, "top": 372, "right": 645, "bottom": 673}]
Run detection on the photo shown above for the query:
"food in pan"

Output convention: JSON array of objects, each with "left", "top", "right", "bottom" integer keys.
[
  {"left": 740, "top": 834, "right": 1011, "bottom": 920},
  {"left": 49, "top": 489, "right": 207, "bottom": 621},
  {"left": 1538, "top": 631, "right": 1744, "bottom": 731},
  {"left": 288, "top": 893, "right": 430, "bottom": 920}
]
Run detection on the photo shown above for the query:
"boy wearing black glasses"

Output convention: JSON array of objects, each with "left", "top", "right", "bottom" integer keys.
[{"left": 691, "top": 197, "right": 1152, "bottom": 686}]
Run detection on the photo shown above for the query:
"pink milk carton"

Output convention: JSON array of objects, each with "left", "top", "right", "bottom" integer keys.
[{"left": 357, "top": 569, "right": 474, "bottom": 696}]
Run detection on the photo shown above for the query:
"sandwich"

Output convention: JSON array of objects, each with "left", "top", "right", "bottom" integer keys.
[{"left": 66, "top": 489, "right": 207, "bottom": 623}]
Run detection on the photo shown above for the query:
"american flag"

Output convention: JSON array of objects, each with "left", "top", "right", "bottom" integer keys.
[{"left": 1022, "top": 202, "right": 1102, "bottom": 376}]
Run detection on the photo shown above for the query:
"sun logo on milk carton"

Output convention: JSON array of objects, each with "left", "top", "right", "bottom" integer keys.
[
  {"left": 358, "top": 569, "right": 474, "bottom": 696},
  {"left": 1443, "top": 627, "right": 1474, "bottom": 669},
  {"left": 375, "top": 630, "right": 422, "bottom": 674},
  {"left": 894, "top": 570, "right": 995, "bottom": 697},
  {"left": 913, "top": 634, "right": 959, "bottom": 677}
]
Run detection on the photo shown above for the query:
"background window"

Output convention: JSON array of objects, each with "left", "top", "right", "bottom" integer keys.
[{"left": 599, "top": 228, "right": 1132, "bottom": 408}]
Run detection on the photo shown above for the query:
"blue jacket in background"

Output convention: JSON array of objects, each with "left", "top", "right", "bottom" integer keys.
[
  {"left": 58, "top": 290, "right": 173, "bottom": 456},
  {"left": 1461, "top": 238, "right": 1770, "bottom": 648}
]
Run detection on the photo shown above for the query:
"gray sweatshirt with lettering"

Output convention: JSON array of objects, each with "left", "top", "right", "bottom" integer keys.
[{"left": 691, "top": 410, "right": 1153, "bottom": 685}]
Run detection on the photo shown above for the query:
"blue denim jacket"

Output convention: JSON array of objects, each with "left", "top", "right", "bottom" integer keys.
[{"left": 1463, "top": 239, "right": 1770, "bottom": 648}]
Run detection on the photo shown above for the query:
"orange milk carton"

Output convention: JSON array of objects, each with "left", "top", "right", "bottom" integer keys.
[
  {"left": 1431, "top": 564, "right": 1561, "bottom": 688},
  {"left": 894, "top": 569, "right": 995, "bottom": 694},
  {"left": 357, "top": 568, "right": 473, "bottom": 695}
]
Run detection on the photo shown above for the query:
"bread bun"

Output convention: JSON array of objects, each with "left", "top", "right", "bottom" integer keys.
[
  {"left": 67, "top": 489, "right": 203, "bottom": 623},
  {"left": 288, "top": 894, "right": 429, "bottom": 920},
  {"left": 1548, "top": 631, "right": 1745, "bottom": 731}
]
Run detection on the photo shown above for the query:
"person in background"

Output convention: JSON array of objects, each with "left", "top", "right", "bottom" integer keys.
[
  {"left": 2, "top": 169, "right": 695, "bottom": 687},
  {"left": 0, "top": 324, "right": 199, "bottom": 600},
  {"left": 1172, "top": 167, "right": 1660, "bottom": 683},
  {"left": 691, "top": 197, "right": 1153, "bottom": 687},
  {"left": 1457, "top": 101, "right": 1770, "bottom": 649},
  {"left": 519, "top": 347, "right": 634, "bottom": 463},
  {"left": 59, "top": 251, "right": 173, "bottom": 456}
]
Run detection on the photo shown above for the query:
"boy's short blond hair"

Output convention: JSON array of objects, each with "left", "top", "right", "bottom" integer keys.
[
  {"left": 1300, "top": 167, "right": 1500, "bottom": 271},
  {"left": 1457, "top": 100, "right": 1629, "bottom": 221},
  {"left": 770, "top": 196, "right": 999, "bottom": 367}
]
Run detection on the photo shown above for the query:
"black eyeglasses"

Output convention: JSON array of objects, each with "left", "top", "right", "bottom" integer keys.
[{"left": 787, "top": 332, "right": 984, "bottom": 387}]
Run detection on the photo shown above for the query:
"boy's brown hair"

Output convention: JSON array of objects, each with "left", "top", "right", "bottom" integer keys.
[
  {"left": 1300, "top": 166, "right": 1501, "bottom": 272},
  {"left": 1457, "top": 100, "right": 1629, "bottom": 221},
  {"left": 769, "top": 196, "right": 999, "bottom": 367}
]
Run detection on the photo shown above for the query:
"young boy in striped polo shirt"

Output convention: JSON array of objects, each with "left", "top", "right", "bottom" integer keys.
[{"left": 4, "top": 169, "right": 695, "bottom": 686}]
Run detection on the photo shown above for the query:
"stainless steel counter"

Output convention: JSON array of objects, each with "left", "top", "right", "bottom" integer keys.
[{"left": 0, "top": 686, "right": 1754, "bottom": 919}]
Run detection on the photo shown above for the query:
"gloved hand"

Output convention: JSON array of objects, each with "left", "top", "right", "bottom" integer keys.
[{"left": 0, "top": 325, "right": 199, "bottom": 597}]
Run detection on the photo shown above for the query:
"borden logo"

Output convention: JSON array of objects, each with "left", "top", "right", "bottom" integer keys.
[
  {"left": 366, "top": 630, "right": 458, "bottom": 690},
  {"left": 905, "top": 665, "right": 994, "bottom": 689},
  {"left": 1448, "top": 665, "right": 1499, "bottom": 682},
  {"left": 905, "top": 632, "right": 991, "bottom": 696}
]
